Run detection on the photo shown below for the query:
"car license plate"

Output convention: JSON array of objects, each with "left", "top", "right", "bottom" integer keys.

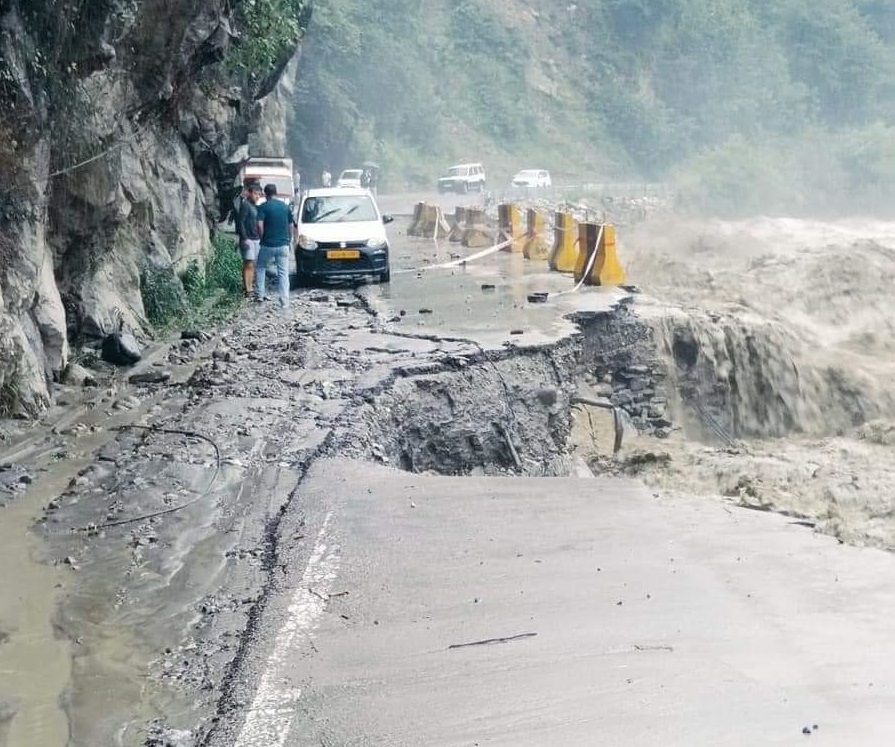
[{"left": 326, "top": 249, "right": 360, "bottom": 259}]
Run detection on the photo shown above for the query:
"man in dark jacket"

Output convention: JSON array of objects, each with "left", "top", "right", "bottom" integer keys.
[
  {"left": 254, "top": 183, "right": 294, "bottom": 308},
  {"left": 237, "top": 182, "right": 263, "bottom": 297}
]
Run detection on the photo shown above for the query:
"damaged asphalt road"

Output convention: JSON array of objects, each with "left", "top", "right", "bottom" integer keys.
[
  {"left": 0, "top": 226, "right": 607, "bottom": 746},
  {"left": 4, "top": 214, "right": 895, "bottom": 746}
]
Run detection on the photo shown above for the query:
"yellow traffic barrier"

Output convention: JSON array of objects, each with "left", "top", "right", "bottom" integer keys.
[
  {"left": 593, "top": 223, "right": 626, "bottom": 285},
  {"left": 574, "top": 222, "right": 599, "bottom": 282},
  {"left": 408, "top": 202, "right": 425, "bottom": 236},
  {"left": 462, "top": 207, "right": 493, "bottom": 248},
  {"left": 410, "top": 203, "right": 451, "bottom": 239},
  {"left": 574, "top": 222, "right": 627, "bottom": 286},
  {"left": 498, "top": 203, "right": 524, "bottom": 252},
  {"left": 549, "top": 211, "right": 578, "bottom": 272},
  {"left": 449, "top": 207, "right": 467, "bottom": 242},
  {"left": 523, "top": 209, "right": 550, "bottom": 260}
]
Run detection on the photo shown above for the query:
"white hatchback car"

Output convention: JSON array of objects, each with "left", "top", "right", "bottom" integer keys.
[
  {"left": 337, "top": 169, "right": 364, "bottom": 188},
  {"left": 294, "top": 188, "right": 393, "bottom": 284},
  {"left": 511, "top": 169, "right": 552, "bottom": 189}
]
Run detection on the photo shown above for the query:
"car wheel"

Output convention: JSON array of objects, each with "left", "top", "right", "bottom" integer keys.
[
  {"left": 293, "top": 269, "right": 313, "bottom": 288},
  {"left": 380, "top": 267, "right": 391, "bottom": 283}
]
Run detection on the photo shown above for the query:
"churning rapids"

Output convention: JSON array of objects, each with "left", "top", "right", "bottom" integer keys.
[{"left": 581, "top": 216, "right": 895, "bottom": 549}]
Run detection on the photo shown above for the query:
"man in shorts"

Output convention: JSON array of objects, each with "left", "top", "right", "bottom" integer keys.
[{"left": 236, "top": 182, "right": 262, "bottom": 297}]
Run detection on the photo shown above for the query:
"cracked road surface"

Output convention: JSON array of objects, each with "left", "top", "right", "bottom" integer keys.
[
  {"left": 3, "top": 208, "right": 895, "bottom": 746},
  {"left": 213, "top": 459, "right": 895, "bottom": 746}
]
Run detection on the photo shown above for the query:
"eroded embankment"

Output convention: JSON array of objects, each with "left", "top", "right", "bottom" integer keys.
[
  {"left": 579, "top": 216, "right": 895, "bottom": 551},
  {"left": 1, "top": 291, "right": 626, "bottom": 747},
  {"left": 7, "top": 249, "right": 894, "bottom": 746}
]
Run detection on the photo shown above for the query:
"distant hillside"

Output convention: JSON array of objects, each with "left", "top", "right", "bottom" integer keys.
[{"left": 289, "top": 0, "right": 895, "bottom": 215}]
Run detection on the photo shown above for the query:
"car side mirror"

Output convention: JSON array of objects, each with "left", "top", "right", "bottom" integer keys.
[{"left": 382, "top": 214, "right": 395, "bottom": 224}]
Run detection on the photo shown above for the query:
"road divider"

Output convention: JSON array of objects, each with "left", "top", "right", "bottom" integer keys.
[
  {"left": 549, "top": 210, "right": 578, "bottom": 272},
  {"left": 523, "top": 209, "right": 550, "bottom": 260},
  {"left": 408, "top": 202, "right": 451, "bottom": 239},
  {"left": 397, "top": 201, "right": 627, "bottom": 293},
  {"left": 498, "top": 203, "right": 524, "bottom": 253}
]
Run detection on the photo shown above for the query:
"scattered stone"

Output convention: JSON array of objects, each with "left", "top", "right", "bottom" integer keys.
[
  {"left": 510, "top": 329, "right": 524, "bottom": 335},
  {"left": 112, "top": 395, "right": 141, "bottom": 411},
  {"left": 129, "top": 370, "right": 172, "bottom": 385},
  {"left": 535, "top": 388, "right": 558, "bottom": 407},
  {"left": 419, "top": 308, "right": 433, "bottom": 314},
  {"left": 62, "top": 363, "right": 98, "bottom": 387},
  {"left": 101, "top": 331, "right": 142, "bottom": 366},
  {"left": 180, "top": 330, "right": 210, "bottom": 341}
]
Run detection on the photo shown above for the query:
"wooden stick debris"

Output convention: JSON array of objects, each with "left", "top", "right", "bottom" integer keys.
[{"left": 448, "top": 632, "right": 537, "bottom": 650}]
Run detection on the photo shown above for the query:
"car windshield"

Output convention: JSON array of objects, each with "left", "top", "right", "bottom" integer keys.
[
  {"left": 340, "top": 170, "right": 362, "bottom": 180},
  {"left": 515, "top": 170, "right": 540, "bottom": 178},
  {"left": 448, "top": 167, "right": 469, "bottom": 176},
  {"left": 301, "top": 195, "right": 378, "bottom": 223}
]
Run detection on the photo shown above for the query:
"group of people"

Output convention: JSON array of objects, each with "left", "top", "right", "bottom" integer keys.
[{"left": 235, "top": 182, "right": 292, "bottom": 309}]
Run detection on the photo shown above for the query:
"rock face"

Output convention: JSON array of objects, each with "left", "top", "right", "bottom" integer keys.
[{"left": 0, "top": 0, "right": 301, "bottom": 415}]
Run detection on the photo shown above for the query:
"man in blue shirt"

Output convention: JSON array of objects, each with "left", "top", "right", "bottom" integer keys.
[{"left": 254, "top": 183, "right": 294, "bottom": 308}]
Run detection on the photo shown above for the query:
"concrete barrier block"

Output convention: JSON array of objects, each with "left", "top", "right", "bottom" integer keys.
[
  {"left": 549, "top": 211, "right": 578, "bottom": 272},
  {"left": 523, "top": 209, "right": 550, "bottom": 260}
]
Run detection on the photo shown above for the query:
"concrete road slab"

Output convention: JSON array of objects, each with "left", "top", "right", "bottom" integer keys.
[{"left": 239, "top": 459, "right": 895, "bottom": 746}]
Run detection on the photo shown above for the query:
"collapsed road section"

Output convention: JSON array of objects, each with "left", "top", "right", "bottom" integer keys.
[
  {"left": 3, "top": 212, "right": 895, "bottom": 745},
  {"left": 0, "top": 281, "right": 653, "bottom": 746}
]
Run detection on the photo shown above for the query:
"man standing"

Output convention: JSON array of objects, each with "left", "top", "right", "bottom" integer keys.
[
  {"left": 321, "top": 169, "right": 332, "bottom": 188},
  {"left": 236, "top": 182, "right": 262, "bottom": 298},
  {"left": 254, "top": 183, "right": 293, "bottom": 308}
]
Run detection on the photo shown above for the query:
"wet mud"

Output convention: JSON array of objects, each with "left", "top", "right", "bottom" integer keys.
[{"left": 575, "top": 216, "right": 895, "bottom": 550}]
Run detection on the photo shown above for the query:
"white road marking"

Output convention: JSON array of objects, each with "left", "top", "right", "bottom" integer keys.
[{"left": 234, "top": 512, "right": 340, "bottom": 747}]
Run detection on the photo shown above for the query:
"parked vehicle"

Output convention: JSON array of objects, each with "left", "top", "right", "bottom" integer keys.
[
  {"left": 337, "top": 169, "right": 364, "bottom": 188},
  {"left": 437, "top": 162, "right": 486, "bottom": 194},
  {"left": 511, "top": 169, "right": 552, "bottom": 189},
  {"left": 240, "top": 157, "right": 297, "bottom": 205},
  {"left": 294, "top": 187, "right": 393, "bottom": 285}
]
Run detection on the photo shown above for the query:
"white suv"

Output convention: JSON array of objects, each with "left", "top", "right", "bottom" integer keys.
[{"left": 437, "top": 163, "right": 486, "bottom": 194}]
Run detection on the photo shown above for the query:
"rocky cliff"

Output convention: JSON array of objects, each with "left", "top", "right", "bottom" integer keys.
[{"left": 0, "top": 0, "right": 300, "bottom": 416}]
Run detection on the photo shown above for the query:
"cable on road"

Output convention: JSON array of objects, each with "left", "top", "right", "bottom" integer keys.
[
  {"left": 393, "top": 234, "right": 518, "bottom": 276},
  {"left": 69, "top": 425, "right": 222, "bottom": 533}
]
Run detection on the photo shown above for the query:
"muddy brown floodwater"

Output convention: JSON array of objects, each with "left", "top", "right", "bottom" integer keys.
[{"left": 574, "top": 216, "right": 895, "bottom": 549}]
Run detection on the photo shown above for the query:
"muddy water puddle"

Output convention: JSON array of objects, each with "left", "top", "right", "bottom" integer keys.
[
  {"left": 0, "top": 474, "right": 71, "bottom": 747},
  {"left": 0, "top": 391, "right": 183, "bottom": 746}
]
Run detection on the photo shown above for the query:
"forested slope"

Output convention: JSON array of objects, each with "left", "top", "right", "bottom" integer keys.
[{"left": 292, "top": 0, "right": 895, "bottom": 214}]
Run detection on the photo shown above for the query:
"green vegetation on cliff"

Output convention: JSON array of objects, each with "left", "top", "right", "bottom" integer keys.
[{"left": 290, "top": 0, "right": 895, "bottom": 215}]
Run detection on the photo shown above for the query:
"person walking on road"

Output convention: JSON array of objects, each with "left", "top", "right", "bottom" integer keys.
[
  {"left": 254, "top": 183, "right": 293, "bottom": 309},
  {"left": 321, "top": 169, "right": 331, "bottom": 188},
  {"left": 236, "top": 182, "right": 262, "bottom": 298}
]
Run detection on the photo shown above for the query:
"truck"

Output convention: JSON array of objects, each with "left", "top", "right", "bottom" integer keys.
[{"left": 239, "top": 157, "right": 297, "bottom": 206}]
